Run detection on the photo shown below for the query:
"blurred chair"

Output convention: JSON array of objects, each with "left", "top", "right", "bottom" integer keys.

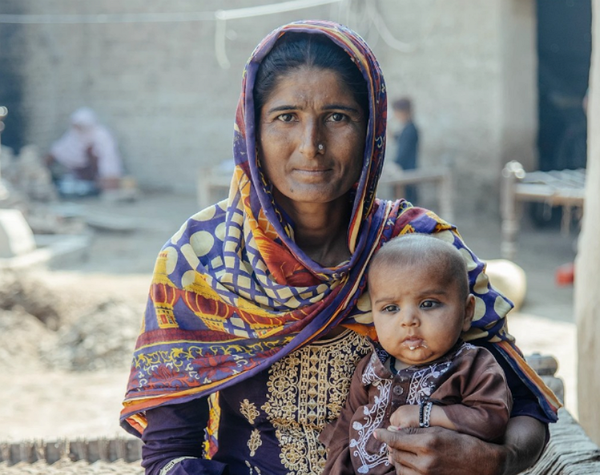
[
  {"left": 379, "top": 161, "right": 453, "bottom": 222},
  {"left": 501, "top": 161, "right": 585, "bottom": 260},
  {"left": 197, "top": 160, "right": 234, "bottom": 209}
]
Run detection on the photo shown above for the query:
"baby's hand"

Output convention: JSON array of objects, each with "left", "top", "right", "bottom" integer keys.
[{"left": 389, "top": 404, "right": 420, "bottom": 429}]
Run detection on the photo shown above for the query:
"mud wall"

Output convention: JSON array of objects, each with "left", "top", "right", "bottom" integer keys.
[{"left": 4, "top": 0, "right": 537, "bottom": 214}]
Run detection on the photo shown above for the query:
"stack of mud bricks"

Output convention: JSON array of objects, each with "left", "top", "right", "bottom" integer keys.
[{"left": 0, "top": 438, "right": 141, "bottom": 465}]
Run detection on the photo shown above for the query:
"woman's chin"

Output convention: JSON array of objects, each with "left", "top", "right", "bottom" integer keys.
[{"left": 276, "top": 187, "right": 350, "bottom": 208}]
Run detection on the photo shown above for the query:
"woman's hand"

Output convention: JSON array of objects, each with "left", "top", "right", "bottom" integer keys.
[{"left": 374, "top": 416, "right": 546, "bottom": 475}]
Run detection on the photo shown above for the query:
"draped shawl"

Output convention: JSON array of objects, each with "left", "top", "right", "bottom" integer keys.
[{"left": 121, "top": 20, "right": 559, "bottom": 436}]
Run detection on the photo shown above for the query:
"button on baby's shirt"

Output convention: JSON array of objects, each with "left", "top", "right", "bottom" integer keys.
[{"left": 393, "top": 385, "right": 403, "bottom": 396}]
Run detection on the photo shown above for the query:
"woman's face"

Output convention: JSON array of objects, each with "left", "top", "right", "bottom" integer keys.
[{"left": 258, "top": 66, "right": 367, "bottom": 209}]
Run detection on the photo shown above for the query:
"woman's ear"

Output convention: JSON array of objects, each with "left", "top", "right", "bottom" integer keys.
[{"left": 462, "top": 294, "right": 476, "bottom": 331}]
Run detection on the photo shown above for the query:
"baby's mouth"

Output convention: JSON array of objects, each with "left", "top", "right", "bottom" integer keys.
[{"left": 402, "top": 338, "right": 427, "bottom": 351}]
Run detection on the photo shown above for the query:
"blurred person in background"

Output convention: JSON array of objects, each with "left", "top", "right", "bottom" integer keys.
[
  {"left": 392, "top": 96, "right": 419, "bottom": 205},
  {"left": 46, "top": 107, "right": 123, "bottom": 197}
]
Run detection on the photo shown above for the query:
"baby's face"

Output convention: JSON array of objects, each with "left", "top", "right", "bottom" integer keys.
[{"left": 369, "top": 260, "right": 474, "bottom": 368}]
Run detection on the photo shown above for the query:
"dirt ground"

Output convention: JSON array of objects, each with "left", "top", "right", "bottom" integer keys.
[{"left": 0, "top": 191, "right": 578, "bottom": 447}]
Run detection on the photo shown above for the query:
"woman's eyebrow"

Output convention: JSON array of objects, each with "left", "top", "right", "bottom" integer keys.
[
  {"left": 322, "top": 104, "right": 360, "bottom": 112},
  {"left": 266, "top": 104, "right": 360, "bottom": 114},
  {"left": 266, "top": 105, "right": 297, "bottom": 113}
]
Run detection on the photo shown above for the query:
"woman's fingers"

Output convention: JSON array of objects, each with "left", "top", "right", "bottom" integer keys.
[
  {"left": 375, "top": 426, "right": 499, "bottom": 475},
  {"left": 375, "top": 426, "right": 420, "bottom": 454},
  {"left": 376, "top": 427, "right": 422, "bottom": 474},
  {"left": 389, "top": 450, "right": 421, "bottom": 475}
]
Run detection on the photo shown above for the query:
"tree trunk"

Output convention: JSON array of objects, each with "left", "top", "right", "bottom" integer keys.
[{"left": 576, "top": 0, "right": 600, "bottom": 446}]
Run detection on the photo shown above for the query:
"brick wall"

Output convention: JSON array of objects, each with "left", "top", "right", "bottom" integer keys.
[
  {"left": 2, "top": 0, "right": 537, "bottom": 214},
  {"left": 377, "top": 0, "right": 537, "bottom": 214}
]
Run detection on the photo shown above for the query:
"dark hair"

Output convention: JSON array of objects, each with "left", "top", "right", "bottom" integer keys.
[
  {"left": 369, "top": 234, "right": 470, "bottom": 301},
  {"left": 392, "top": 97, "right": 412, "bottom": 113},
  {"left": 254, "top": 32, "right": 369, "bottom": 118}
]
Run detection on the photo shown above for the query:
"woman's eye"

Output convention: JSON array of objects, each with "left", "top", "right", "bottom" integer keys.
[
  {"left": 277, "top": 113, "right": 295, "bottom": 122},
  {"left": 328, "top": 112, "right": 346, "bottom": 122}
]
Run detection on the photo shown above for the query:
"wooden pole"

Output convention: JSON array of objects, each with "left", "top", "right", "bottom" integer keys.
[
  {"left": 576, "top": 0, "right": 600, "bottom": 446},
  {"left": 0, "top": 106, "right": 8, "bottom": 201}
]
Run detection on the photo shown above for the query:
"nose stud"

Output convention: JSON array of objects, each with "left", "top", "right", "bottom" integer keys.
[{"left": 318, "top": 143, "right": 324, "bottom": 153}]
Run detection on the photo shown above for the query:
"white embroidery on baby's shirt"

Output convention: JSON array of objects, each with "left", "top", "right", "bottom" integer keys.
[
  {"left": 406, "top": 361, "right": 453, "bottom": 404},
  {"left": 352, "top": 355, "right": 392, "bottom": 473}
]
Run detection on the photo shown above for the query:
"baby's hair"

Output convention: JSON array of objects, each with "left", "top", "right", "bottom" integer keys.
[{"left": 369, "top": 233, "right": 470, "bottom": 300}]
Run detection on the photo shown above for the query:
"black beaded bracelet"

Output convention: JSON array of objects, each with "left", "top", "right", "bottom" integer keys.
[{"left": 419, "top": 400, "right": 433, "bottom": 428}]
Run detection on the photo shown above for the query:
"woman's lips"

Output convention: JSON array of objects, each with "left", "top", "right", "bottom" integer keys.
[
  {"left": 295, "top": 168, "right": 330, "bottom": 174},
  {"left": 293, "top": 168, "right": 332, "bottom": 181}
]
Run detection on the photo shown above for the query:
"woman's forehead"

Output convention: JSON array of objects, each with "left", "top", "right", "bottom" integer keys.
[{"left": 266, "top": 67, "right": 359, "bottom": 105}]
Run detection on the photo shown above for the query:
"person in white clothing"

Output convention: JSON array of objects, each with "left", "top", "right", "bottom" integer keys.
[{"left": 46, "top": 107, "right": 123, "bottom": 196}]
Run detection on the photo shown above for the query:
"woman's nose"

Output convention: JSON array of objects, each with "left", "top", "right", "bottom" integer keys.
[{"left": 298, "top": 119, "right": 321, "bottom": 157}]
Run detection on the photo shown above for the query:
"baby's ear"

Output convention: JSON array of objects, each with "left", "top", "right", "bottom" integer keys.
[{"left": 462, "top": 294, "right": 475, "bottom": 331}]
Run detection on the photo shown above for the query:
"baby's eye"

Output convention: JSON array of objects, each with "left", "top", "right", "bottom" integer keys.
[
  {"left": 277, "top": 113, "right": 295, "bottom": 122},
  {"left": 420, "top": 300, "right": 438, "bottom": 309},
  {"left": 382, "top": 304, "right": 399, "bottom": 313}
]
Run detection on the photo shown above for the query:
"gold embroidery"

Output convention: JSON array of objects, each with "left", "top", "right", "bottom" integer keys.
[
  {"left": 261, "top": 330, "right": 371, "bottom": 474},
  {"left": 244, "top": 461, "right": 263, "bottom": 474},
  {"left": 248, "top": 429, "right": 262, "bottom": 457},
  {"left": 240, "top": 399, "right": 260, "bottom": 425}
]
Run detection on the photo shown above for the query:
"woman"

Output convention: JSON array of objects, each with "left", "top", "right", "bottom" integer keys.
[{"left": 121, "top": 21, "right": 559, "bottom": 475}]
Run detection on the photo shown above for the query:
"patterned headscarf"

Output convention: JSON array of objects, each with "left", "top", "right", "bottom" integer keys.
[{"left": 121, "top": 20, "right": 558, "bottom": 436}]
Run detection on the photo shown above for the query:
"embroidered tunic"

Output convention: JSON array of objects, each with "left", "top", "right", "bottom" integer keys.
[
  {"left": 320, "top": 342, "right": 513, "bottom": 474},
  {"left": 142, "top": 329, "right": 373, "bottom": 474}
]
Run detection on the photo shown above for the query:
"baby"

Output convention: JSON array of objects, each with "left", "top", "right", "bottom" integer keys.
[{"left": 320, "top": 233, "right": 512, "bottom": 474}]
